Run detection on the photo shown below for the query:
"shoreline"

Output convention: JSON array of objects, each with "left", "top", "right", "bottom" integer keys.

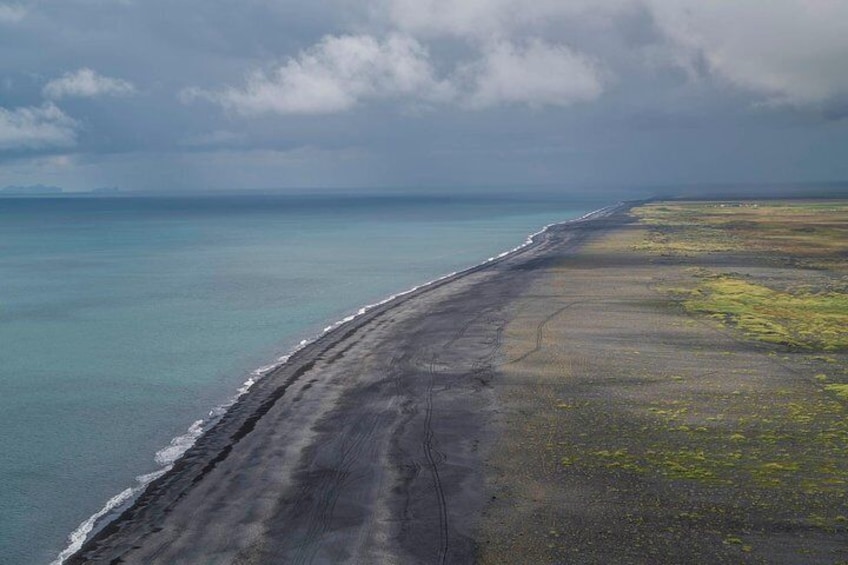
[{"left": 62, "top": 201, "right": 628, "bottom": 563}]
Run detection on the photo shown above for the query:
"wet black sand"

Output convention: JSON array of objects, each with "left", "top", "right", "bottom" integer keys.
[{"left": 68, "top": 204, "right": 628, "bottom": 564}]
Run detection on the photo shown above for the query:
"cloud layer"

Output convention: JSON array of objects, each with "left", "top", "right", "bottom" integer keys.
[
  {"left": 195, "top": 33, "right": 605, "bottom": 115},
  {"left": 0, "top": 3, "right": 26, "bottom": 24},
  {"left": 0, "top": 104, "right": 78, "bottom": 150},
  {"left": 381, "top": 0, "right": 632, "bottom": 40},
  {"left": 192, "top": 34, "right": 448, "bottom": 115},
  {"left": 44, "top": 68, "right": 136, "bottom": 100},
  {"left": 1, "top": 0, "right": 847, "bottom": 190},
  {"left": 647, "top": 1, "right": 848, "bottom": 105},
  {"left": 188, "top": 0, "right": 848, "bottom": 118},
  {"left": 465, "top": 40, "right": 603, "bottom": 108}
]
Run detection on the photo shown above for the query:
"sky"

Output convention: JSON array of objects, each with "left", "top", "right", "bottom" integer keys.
[{"left": 1, "top": 0, "right": 847, "bottom": 193}]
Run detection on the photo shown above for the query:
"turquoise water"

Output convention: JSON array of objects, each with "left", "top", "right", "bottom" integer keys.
[{"left": 0, "top": 193, "right": 602, "bottom": 563}]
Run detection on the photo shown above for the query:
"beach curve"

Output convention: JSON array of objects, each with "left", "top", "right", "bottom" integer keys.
[{"left": 63, "top": 202, "right": 628, "bottom": 564}]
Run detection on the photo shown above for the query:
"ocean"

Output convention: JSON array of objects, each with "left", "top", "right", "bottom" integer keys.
[{"left": 0, "top": 192, "right": 602, "bottom": 563}]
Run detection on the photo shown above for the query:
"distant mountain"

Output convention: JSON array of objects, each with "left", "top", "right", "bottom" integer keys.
[{"left": 1, "top": 184, "right": 63, "bottom": 195}]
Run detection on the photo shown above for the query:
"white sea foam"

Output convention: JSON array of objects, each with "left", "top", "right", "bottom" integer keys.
[
  {"left": 154, "top": 419, "right": 205, "bottom": 466},
  {"left": 52, "top": 202, "right": 620, "bottom": 563},
  {"left": 50, "top": 486, "right": 136, "bottom": 565}
]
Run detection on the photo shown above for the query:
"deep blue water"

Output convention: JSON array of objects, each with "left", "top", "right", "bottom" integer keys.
[{"left": 0, "top": 193, "right": 603, "bottom": 563}]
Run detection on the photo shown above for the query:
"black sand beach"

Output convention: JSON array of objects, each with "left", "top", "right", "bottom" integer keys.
[
  {"left": 69, "top": 200, "right": 848, "bottom": 564},
  {"left": 69, "top": 205, "right": 626, "bottom": 564}
]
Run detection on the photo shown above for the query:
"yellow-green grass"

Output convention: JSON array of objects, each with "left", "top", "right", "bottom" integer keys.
[
  {"left": 825, "top": 384, "right": 848, "bottom": 400},
  {"left": 684, "top": 275, "right": 848, "bottom": 351},
  {"left": 553, "top": 387, "right": 848, "bottom": 501},
  {"left": 616, "top": 202, "right": 848, "bottom": 497},
  {"left": 632, "top": 201, "right": 848, "bottom": 269},
  {"left": 630, "top": 200, "right": 848, "bottom": 351},
  {"left": 483, "top": 215, "right": 848, "bottom": 563}
]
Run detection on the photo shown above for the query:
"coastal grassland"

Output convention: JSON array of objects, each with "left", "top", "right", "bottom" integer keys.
[
  {"left": 632, "top": 200, "right": 848, "bottom": 271},
  {"left": 480, "top": 206, "right": 848, "bottom": 564},
  {"left": 637, "top": 200, "right": 848, "bottom": 352},
  {"left": 684, "top": 274, "right": 848, "bottom": 350}
]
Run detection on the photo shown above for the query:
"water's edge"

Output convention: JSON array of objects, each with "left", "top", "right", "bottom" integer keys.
[{"left": 55, "top": 201, "right": 625, "bottom": 563}]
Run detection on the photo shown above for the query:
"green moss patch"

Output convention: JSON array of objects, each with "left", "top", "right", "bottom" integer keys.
[
  {"left": 682, "top": 275, "right": 848, "bottom": 350},
  {"left": 824, "top": 384, "right": 848, "bottom": 400}
]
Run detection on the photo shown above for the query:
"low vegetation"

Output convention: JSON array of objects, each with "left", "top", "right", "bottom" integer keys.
[
  {"left": 606, "top": 200, "right": 848, "bottom": 526},
  {"left": 684, "top": 274, "right": 848, "bottom": 350},
  {"left": 485, "top": 202, "right": 848, "bottom": 562},
  {"left": 555, "top": 386, "right": 848, "bottom": 501},
  {"left": 634, "top": 200, "right": 848, "bottom": 352},
  {"left": 632, "top": 200, "right": 848, "bottom": 271}
]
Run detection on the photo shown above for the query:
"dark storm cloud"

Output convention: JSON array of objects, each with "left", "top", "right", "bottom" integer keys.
[{"left": 1, "top": 0, "right": 847, "bottom": 192}]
